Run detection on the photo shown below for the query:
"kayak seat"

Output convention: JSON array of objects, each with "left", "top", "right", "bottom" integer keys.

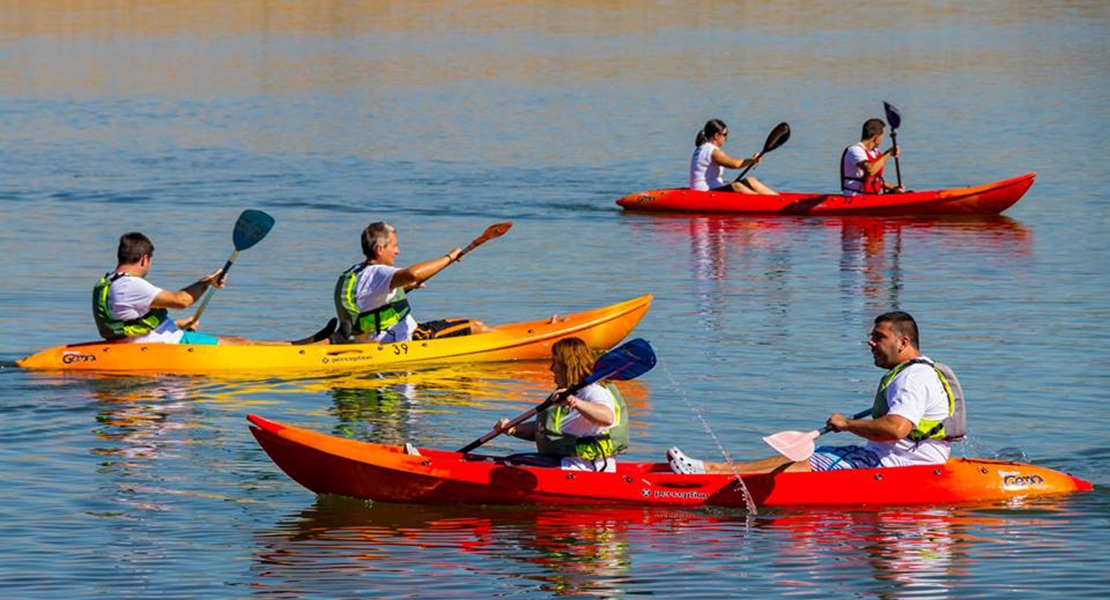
[{"left": 504, "top": 453, "right": 562, "bottom": 468}]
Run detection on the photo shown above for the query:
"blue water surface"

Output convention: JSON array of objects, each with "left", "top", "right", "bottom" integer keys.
[{"left": 1, "top": 1, "right": 1108, "bottom": 597}]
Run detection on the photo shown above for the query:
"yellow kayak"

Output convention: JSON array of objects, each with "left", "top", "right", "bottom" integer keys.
[{"left": 16, "top": 295, "right": 652, "bottom": 375}]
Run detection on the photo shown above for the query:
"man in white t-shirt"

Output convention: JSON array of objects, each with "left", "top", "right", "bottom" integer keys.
[
  {"left": 667, "top": 311, "right": 957, "bottom": 474},
  {"left": 333, "top": 222, "right": 491, "bottom": 343},
  {"left": 93, "top": 232, "right": 235, "bottom": 345},
  {"left": 840, "top": 118, "right": 906, "bottom": 195}
]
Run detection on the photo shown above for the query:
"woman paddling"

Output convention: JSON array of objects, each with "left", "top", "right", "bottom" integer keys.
[
  {"left": 493, "top": 337, "right": 629, "bottom": 472},
  {"left": 690, "top": 119, "right": 777, "bottom": 195}
]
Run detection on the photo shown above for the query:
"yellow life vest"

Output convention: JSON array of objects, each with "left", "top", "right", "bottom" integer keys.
[
  {"left": 91, "top": 273, "right": 170, "bottom": 340},
  {"left": 536, "top": 382, "right": 629, "bottom": 460},
  {"left": 334, "top": 263, "right": 411, "bottom": 337},
  {"left": 872, "top": 358, "right": 967, "bottom": 442}
]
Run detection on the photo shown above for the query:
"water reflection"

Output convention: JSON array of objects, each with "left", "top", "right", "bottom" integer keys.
[
  {"left": 625, "top": 214, "right": 1032, "bottom": 321},
  {"left": 251, "top": 496, "right": 1088, "bottom": 598},
  {"left": 252, "top": 498, "right": 740, "bottom": 598},
  {"left": 318, "top": 363, "right": 653, "bottom": 446},
  {"left": 835, "top": 216, "right": 1032, "bottom": 317},
  {"left": 761, "top": 509, "right": 967, "bottom": 599}
]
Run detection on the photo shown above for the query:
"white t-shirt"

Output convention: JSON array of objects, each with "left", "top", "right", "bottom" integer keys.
[
  {"left": 557, "top": 383, "right": 618, "bottom": 472},
  {"left": 349, "top": 263, "right": 418, "bottom": 343},
  {"left": 107, "top": 274, "right": 184, "bottom": 344},
  {"left": 689, "top": 142, "right": 726, "bottom": 191},
  {"left": 865, "top": 357, "right": 952, "bottom": 467},
  {"left": 841, "top": 142, "right": 877, "bottom": 195}
]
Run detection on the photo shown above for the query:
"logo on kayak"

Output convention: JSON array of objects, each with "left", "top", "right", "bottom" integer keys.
[
  {"left": 322, "top": 354, "right": 378, "bottom": 365},
  {"left": 1000, "top": 471, "right": 1045, "bottom": 489},
  {"left": 647, "top": 489, "right": 709, "bottom": 500},
  {"left": 636, "top": 194, "right": 655, "bottom": 204},
  {"left": 62, "top": 352, "right": 97, "bottom": 364}
]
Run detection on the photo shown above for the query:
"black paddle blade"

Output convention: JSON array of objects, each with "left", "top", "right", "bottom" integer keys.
[
  {"left": 232, "top": 209, "right": 276, "bottom": 251},
  {"left": 883, "top": 101, "right": 902, "bottom": 130},
  {"left": 762, "top": 122, "right": 791, "bottom": 154},
  {"left": 586, "top": 338, "right": 656, "bottom": 385}
]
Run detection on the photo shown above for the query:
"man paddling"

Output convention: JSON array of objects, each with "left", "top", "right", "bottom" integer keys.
[
  {"left": 94, "top": 232, "right": 249, "bottom": 345},
  {"left": 840, "top": 118, "right": 906, "bottom": 195},
  {"left": 668, "top": 311, "right": 964, "bottom": 474},
  {"left": 333, "top": 222, "right": 490, "bottom": 343}
]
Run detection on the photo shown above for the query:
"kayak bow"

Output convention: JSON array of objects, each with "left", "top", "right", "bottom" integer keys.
[
  {"left": 617, "top": 173, "right": 1034, "bottom": 216},
  {"left": 248, "top": 414, "right": 1092, "bottom": 509},
  {"left": 16, "top": 295, "right": 651, "bottom": 375}
]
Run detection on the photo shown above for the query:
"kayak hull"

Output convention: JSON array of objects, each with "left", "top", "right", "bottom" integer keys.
[
  {"left": 248, "top": 414, "right": 1092, "bottom": 509},
  {"left": 16, "top": 295, "right": 651, "bottom": 374},
  {"left": 617, "top": 173, "right": 1035, "bottom": 216}
]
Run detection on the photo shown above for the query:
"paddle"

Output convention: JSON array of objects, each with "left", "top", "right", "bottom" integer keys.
[
  {"left": 762, "top": 408, "right": 874, "bottom": 462},
  {"left": 191, "top": 209, "right": 276, "bottom": 323},
  {"left": 734, "top": 122, "right": 791, "bottom": 181},
  {"left": 457, "top": 338, "right": 656, "bottom": 454},
  {"left": 413, "top": 222, "right": 512, "bottom": 287},
  {"left": 883, "top": 101, "right": 904, "bottom": 189},
  {"left": 461, "top": 222, "right": 512, "bottom": 258}
]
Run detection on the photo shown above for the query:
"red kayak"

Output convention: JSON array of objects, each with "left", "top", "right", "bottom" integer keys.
[
  {"left": 617, "top": 173, "right": 1034, "bottom": 216},
  {"left": 248, "top": 414, "right": 1092, "bottom": 509}
]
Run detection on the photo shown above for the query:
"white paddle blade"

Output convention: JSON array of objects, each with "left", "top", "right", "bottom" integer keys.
[{"left": 762, "top": 429, "right": 821, "bottom": 462}]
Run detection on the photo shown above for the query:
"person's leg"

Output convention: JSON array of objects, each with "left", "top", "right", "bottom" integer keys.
[
  {"left": 414, "top": 318, "right": 491, "bottom": 339},
  {"left": 728, "top": 180, "right": 757, "bottom": 194},
  {"left": 708, "top": 454, "right": 809, "bottom": 474},
  {"left": 737, "top": 176, "right": 776, "bottom": 195},
  {"left": 181, "top": 331, "right": 289, "bottom": 346},
  {"left": 470, "top": 320, "right": 493, "bottom": 334},
  {"left": 668, "top": 447, "right": 809, "bottom": 474}
]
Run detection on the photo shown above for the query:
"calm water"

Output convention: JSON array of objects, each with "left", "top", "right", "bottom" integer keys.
[{"left": 2, "top": 1, "right": 1109, "bottom": 597}]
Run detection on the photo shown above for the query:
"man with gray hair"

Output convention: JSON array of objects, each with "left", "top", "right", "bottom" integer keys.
[{"left": 333, "top": 222, "right": 488, "bottom": 343}]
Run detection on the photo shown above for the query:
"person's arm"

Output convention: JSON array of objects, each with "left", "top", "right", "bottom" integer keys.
[
  {"left": 560, "top": 393, "right": 616, "bottom": 427},
  {"left": 495, "top": 419, "right": 537, "bottom": 442},
  {"left": 711, "top": 148, "right": 760, "bottom": 170},
  {"left": 389, "top": 248, "right": 463, "bottom": 290},
  {"left": 149, "top": 269, "right": 223, "bottom": 310},
  {"left": 860, "top": 147, "right": 898, "bottom": 176},
  {"left": 826, "top": 412, "right": 912, "bottom": 442}
]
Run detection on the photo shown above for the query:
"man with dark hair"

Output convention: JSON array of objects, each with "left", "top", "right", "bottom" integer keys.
[
  {"left": 840, "top": 118, "right": 905, "bottom": 195},
  {"left": 93, "top": 232, "right": 228, "bottom": 344},
  {"left": 333, "top": 222, "right": 490, "bottom": 343},
  {"left": 668, "top": 311, "right": 963, "bottom": 474}
]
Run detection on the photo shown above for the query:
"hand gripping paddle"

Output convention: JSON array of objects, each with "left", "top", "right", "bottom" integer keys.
[
  {"left": 458, "top": 338, "right": 656, "bottom": 454},
  {"left": 735, "top": 122, "right": 791, "bottom": 181},
  {"left": 762, "top": 408, "right": 874, "bottom": 462},
  {"left": 191, "top": 209, "right": 276, "bottom": 322},
  {"left": 883, "top": 101, "right": 904, "bottom": 189}
]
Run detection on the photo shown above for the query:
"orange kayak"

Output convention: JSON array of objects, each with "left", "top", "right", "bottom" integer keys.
[
  {"left": 248, "top": 414, "right": 1093, "bottom": 509},
  {"left": 15, "top": 295, "right": 651, "bottom": 375},
  {"left": 617, "top": 173, "right": 1034, "bottom": 216}
]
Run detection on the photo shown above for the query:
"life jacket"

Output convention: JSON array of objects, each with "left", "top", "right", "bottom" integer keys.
[
  {"left": 333, "top": 262, "right": 412, "bottom": 337},
  {"left": 872, "top": 357, "right": 967, "bottom": 442},
  {"left": 536, "top": 382, "right": 629, "bottom": 460},
  {"left": 841, "top": 145, "right": 886, "bottom": 194},
  {"left": 92, "top": 273, "right": 170, "bottom": 340}
]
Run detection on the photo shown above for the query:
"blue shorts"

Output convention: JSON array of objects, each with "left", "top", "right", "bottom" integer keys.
[
  {"left": 809, "top": 445, "right": 881, "bottom": 471},
  {"left": 180, "top": 330, "right": 219, "bottom": 345}
]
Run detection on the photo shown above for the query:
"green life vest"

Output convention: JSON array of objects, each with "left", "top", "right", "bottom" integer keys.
[
  {"left": 334, "top": 263, "right": 412, "bottom": 337},
  {"left": 91, "top": 273, "right": 170, "bottom": 340},
  {"left": 536, "top": 382, "right": 629, "bottom": 460},
  {"left": 872, "top": 357, "right": 967, "bottom": 442}
]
